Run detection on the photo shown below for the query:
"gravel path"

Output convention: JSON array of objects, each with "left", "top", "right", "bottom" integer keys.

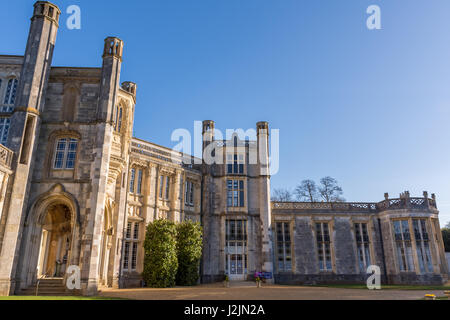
[{"left": 99, "top": 281, "right": 447, "bottom": 300}]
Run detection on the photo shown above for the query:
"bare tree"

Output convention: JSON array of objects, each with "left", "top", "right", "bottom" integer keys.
[
  {"left": 318, "top": 176, "right": 345, "bottom": 202},
  {"left": 294, "top": 180, "right": 319, "bottom": 202},
  {"left": 271, "top": 188, "right": 293, "bottom": 202}
]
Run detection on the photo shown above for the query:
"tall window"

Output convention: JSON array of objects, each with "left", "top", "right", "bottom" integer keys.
[
  {"left": 393, "top": 220, "right": 415, "bottom": 272},
  {"left": 413, "top": 219, "right": 433, "bottom": 273},
  {"left": 225, "top": 219, "right": 248, "bottom": 276},
  {"left": 185, "top": 180, "right": 194, "bottom": 206},
  {"left": 316, "top": 222, "right": 332, "bottom": 271},
  {"left": 0, "top": 118, "right": 10, "bottom": 145},
  {"left": 227, "top": 179, "right": 244, "bottom": 207},
  {"left": 123, "top": 221, "right": 140, "bottom": 271},
  {"left": 53, "top": 138, "right": 78, "bottom": 169},
  {"left": 129, "top": 168, "right": 143, "bottom": 195},
  {"left": 165, "top": 176, "right": 170, "bottom": 200},
  {"left": 354, "top": 223, "right": 372, "bottom": 273},
  {"left": 159, "top": 175, "right": 164, "bottom": 198},
  {"left": 114, "top": 104, "right": 123, "bottom": 133},
  {"left": 159, "top": 175, "right": 171, "bottom": 200},
  {"left": 129, "top": 168, "right": 135, "bottom": 193},
  {"left": 276, "top": 222, "right": 292, "bottom": 272},
  {"left": 3, "top": 78, "right": 18, "bottom": 110},
  {"left": 227, "top": 154, "right": 244, "bottom": 174}
]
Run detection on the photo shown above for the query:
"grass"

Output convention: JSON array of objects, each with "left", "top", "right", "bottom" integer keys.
[
  {"left": 306, "top": 284, "right": 450, "bottom": 291},
  {"left": 0, "top": 296, "right": 126, "bottom": 300}
]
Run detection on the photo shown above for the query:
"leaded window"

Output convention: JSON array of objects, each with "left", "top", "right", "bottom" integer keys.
[
  {"left": 185, "top": 180, "right": 194, "bottom": 206},
  {"left": 227, "top": 179, "right": 244, "bottom": 207},
  {"left": 354, "top": 223, "right": 372, "bottom": 273},
  {"left": 316, "top": 222, "right": 332, "bottom": 271},
  {"left": 123, "top": 221, "right": 140, "bottom": 271},
  {"left": 129, "top": 168, "right": 136, "bottom": 193},
  {"left": 136, "top": 169, "right": 143, "bottom": 194},
  {"left": 276, "top": 222, "right": 292, "bottom": 272},
  {"left": 393, "top": 220, "right": 415, "bottom": 272},
  {"left": 225, "top": 219, "right": 248, "bottom": 276},
  {"left": 53, "top": 138, "right": 78, "bottom": 169},
  {"left": 413, "top": 219, "right": 433, "bottom": 273},
  {"left": 165, "top": 176, "right": 170, "bottom": 200},
  {"left": 227, "top": 154, "right": 244, "bottom": 174},
  {"left": 3, "top": 78, "right": 18, "bottom": 108},
  {"left": 0, "top": 117, "right": 10, "bottom": 145}
]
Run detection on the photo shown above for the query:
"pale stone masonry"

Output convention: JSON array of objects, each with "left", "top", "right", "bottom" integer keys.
[{"left": 0, "top": 2, "right": 447, "bottom": 296}]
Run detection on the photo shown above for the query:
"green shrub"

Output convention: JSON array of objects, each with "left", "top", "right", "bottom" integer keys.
[
  {"left": 143, "top": 219, "right": 178, "bottom": 288},
  {"left": 176, "top": 221, "right": 203, "bottom": 286},
  {"left": 442, "top": 228, "right": 450, "bottom": 252}
]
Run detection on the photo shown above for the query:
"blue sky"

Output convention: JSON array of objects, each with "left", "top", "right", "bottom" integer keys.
[{"left": 2, "top": 0, "right": 450, "bottom": 226}]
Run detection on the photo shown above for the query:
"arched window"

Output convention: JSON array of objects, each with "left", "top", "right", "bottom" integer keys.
[
  {"left": 53, "top": 138, "right": 78, "bottom": 169},
  {"left": 4, "top": 78, "right": 18, "bottom": 107},
  {"left": 115, "top": 104, "right": 123, "bottom": 133}
]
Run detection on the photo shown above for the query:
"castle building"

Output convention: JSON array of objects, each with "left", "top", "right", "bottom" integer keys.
[{"left": 0, "top": 2, "right": 447, "bottom": 296}]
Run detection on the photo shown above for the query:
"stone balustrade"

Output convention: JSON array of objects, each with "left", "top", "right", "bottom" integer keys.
[
  {"left": 272, "top": 196, "right": 437, "bottom": 213},
  {"left": 0, "top": 144, "right": 13, "bottom": 168}
]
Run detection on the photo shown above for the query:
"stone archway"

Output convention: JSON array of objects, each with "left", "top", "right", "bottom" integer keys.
[
  {"left": 36, "top": 203, "right": 72, "bottom": 278},
  {"left": 16, "top": 184, "right": 81, "bottom": 290}
]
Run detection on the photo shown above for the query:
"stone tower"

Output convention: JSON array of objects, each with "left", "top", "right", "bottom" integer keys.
[
  {"left": 257, "top": 121, "right": 274, "bottom": 281},
  {"left": 0, "top": 1, "right": 61, "bottom": 295},
  {"left": 82, "top": 37, "right": 124, "bottom": 295}
]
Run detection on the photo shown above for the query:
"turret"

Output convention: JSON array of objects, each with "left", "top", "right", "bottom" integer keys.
[
  {"left": 121, "top": 81, "right": 137, "bottom": 96},
  {"left": 0, "top": 1, "right": 61, "bottom": 296},
  {"left": 98, "top": 37, "right": 123, "bottom": 122},
  {"left": 257, "top": 121, "right": 269, "bottom": 176},
  {"left": 202, "top": 120, "right": 215, "bottom": 159}
]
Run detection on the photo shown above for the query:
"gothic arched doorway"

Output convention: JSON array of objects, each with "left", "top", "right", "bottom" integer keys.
[
  {"left": 16, "top": 185, "right": 81, "bottom": 291},
  {"left": 36, "top": 203, "right": 72, "bottom": 278}
]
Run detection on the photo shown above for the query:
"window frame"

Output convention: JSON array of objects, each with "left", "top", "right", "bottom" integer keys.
[
  {"left": 275, "top": 221, "right": 293, "bottom": 272},
  {"left": 3, "top": 78, "right": 18, "bottom": 111},
  {"left": 226, "top": 153, "right": 245, "bottom": 175},
  {"left": 123, "top": 221, "right": 140, "bottom": 272},
  {"left": 315, "top": 222, "right": 333, "bottom": 272},
  {"left": 0, "top": 117, "right": 10, "bottom": 145},
  {"left": 354, "top": 222, "right": 372, "bottom": 273},
  {"left": 226, "top": 179, "right": 245, "bottom": 208},
  {"left": 52, "top": 137, "right": 79, "bottom": 170},
  {"left": 392, "top": 219, "right": 415, "bottom": 272}
]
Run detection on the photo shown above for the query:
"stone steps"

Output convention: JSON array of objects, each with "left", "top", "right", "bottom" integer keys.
[{"left": 20, "top": 278, "right": 81, "bottom": 296}]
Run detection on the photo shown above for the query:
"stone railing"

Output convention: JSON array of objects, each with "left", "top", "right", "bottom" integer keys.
[
  {"left": 0, "top": 144, "right": 13, "bottom": 168},
  {"left": 272, "top": 196, "right": 437, "bottom": 213},
  {"left": 272, "top": 202, "right": 378, "bottom": 212},
  {"left": 376, "top": 197, "right": 436, "bottom": 211}
]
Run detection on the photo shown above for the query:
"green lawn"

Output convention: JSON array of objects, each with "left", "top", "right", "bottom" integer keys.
[
  {"left": 0, "top": 296, "right": 125, "bottom": 300},
  {"left": 306, "top": 284, "right": 450, "bottom": 291}
]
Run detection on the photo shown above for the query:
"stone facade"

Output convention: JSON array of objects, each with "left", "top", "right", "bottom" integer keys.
[{"left": 0, "top": 2, "right": 448, "bottom": 296}]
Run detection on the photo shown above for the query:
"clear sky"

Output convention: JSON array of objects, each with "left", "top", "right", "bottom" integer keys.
[{"left": 2, "top": 0, "right": 450, "bottom": 226}]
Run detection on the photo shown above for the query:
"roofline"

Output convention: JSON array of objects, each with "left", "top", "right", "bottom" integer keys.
[{"left": 131, "top": 136, "right": 202, "bottom": 161}]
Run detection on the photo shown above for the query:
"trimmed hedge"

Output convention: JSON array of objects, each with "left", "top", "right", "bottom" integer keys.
[
  {"left": 176, "top": 221, "right": 203, "bottom": 286},
  {"left": 143, "top": 219, "right": 178, "bottom": 288}
]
